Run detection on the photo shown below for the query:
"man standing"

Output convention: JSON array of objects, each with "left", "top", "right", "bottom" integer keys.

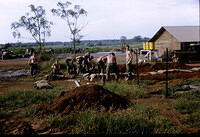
[
  {"left": 28, "top": 52, "right": 38, "bottom": 79},
  {"left": 106, "top": 53, "right": 119, "bottom": 81},
  {"left": 126, "top": 45, "right": 133, "bottom": 80}
]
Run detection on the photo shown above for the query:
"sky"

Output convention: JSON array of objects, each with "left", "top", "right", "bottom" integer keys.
[{"left": 0, "top": 0, "right": 199, "bottom": 44}]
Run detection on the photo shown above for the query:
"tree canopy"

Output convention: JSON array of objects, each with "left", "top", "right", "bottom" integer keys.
[
  {"left": 51, "top": 1, "right": 87, "bottom": 56},
  {"left": 11, "top": 4, "right": 53, "bottom": 52}
]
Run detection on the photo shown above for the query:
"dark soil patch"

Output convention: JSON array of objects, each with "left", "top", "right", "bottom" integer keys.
[
  {"left": 0, "top": 119, "right": 35, "bottom": 135},
  {"left": 37, "top": 84, "right": 130, "bottom": 116}
]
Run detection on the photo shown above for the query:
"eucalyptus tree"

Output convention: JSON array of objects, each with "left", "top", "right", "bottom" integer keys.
[
  {"left": 120, "top": 36, "right": 127, "bottom": 45},
  {"left": 11, "top": 4, "right": 53, "bottom": 53},
  {"left": 51, "top": 1, "right": 87, "bottom": 57},
  {"left": 120, "top": 36, "right": 127, "bottom": 52}
]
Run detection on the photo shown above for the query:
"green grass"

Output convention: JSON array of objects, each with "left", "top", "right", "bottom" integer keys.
[
  {"left": 20, "top": 105, "right": 38, "bottom": 118},
  {"left": 98, "top": 81, "right": 148, "bottom": 99},
  {"left": 42, "top": 104, "right": 180, "bottom": 134},
  {"left": 173, "top": 89, "right": 200, "bottom": 129},
  {"left": 174, "top": 98, "right": 200, "bottom": 114},
  {"left": 0, "top": 89, "right": 58, "bottom": 108}
]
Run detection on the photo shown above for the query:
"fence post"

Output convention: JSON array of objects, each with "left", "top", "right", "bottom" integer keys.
[
  {"left": 136, "top": 49, "right": 139, "bottom": 85},
  {"left": 166, "top": 48, "right": 168, "bottom": 98}
]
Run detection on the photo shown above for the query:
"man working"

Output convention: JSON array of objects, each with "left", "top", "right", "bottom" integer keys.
[
  {"left": 83, "top": 52, "right": 91, "bottom": 73},
  {"left": 97, "top": 56, "right": 107, "bottom": 74},
  {"left": 28, "top": 52, "right": 38, "bottom": 79},
  {"left": 51, "top": 59, "right": 60, "bottom": 75},
  {"left": 76, "top": 55, "right": 84, "bottom": 74},
  {"left": 126, "top": 45, "right": 133, "bottom": 80},
  {"left": 65, "top": 56, "right": 76, "bottom": 74},
  {"left": 106, "top": 52, "right": 119, "bottom": 81}
]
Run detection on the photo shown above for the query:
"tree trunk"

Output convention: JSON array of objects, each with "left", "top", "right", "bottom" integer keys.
[
  {"left": 73, "top": 35, "right": 76, "bottom": 58},
  {"left": 38, "top": 42, "right": 43, "bottom": 61}
]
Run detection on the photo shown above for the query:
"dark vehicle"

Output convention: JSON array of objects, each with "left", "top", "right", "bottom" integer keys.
[
  {"left": 45, "top": 48, "right": 54, "bottom": 54},
  {"left": 25, "top": 48, "right": 35, "bottom": 57},
  {"left": 173, "top": 43, "right": 200, "bottom": 63},
  {"left": 1, "top": 49, "right": 17, "bottom": 60}
]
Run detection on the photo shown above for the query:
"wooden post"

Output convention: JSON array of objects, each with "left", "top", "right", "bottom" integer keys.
[
  {"left": 136, "top": 49, "right": 139, "bottom": 85},
  {"left": 166, "top": 48, "right": 168, "bottom": 98}
]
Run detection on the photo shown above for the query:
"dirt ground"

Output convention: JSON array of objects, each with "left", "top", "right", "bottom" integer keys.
[{"left": 1, "top": 57, "right": 200, "bottom": 134}]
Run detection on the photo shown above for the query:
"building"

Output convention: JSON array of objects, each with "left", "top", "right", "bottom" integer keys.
[{"left": 149, "top": 26, "right": 200, "bottom": 57}]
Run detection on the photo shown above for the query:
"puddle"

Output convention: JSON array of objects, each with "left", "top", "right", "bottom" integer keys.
[
  {"left": 0, "top": 69, "right": 30, "bottom": 80},
  {"left": 91, "top": 52, "right": 126, "bottom": 57}
]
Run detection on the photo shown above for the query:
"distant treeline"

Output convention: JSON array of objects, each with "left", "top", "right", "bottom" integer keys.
[{"left": 0, "top": 36, "right": 150, "bottom": 48}]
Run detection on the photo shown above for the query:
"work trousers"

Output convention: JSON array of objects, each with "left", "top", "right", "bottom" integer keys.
[
  {"left": 98, "top": 61, "right": 105, "bottom": 74},
  {"left": 30, "top": 64, "right": 38, "bottom": 78},
  {"left": 126, "top": 63, "right": 133, "bottom": 80},
  {"left": 106, "top": 63, "right": 119, "bottom": 81}
]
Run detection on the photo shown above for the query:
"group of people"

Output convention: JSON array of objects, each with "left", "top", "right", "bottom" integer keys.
[
  {"left": 96, "top": 44, "right": 133, "bottom": 81},
  {"left": 28, "top": 44, "right": 134, "bottom": 81},
  {"left": 65, "top": 52, "right": 94, "bottom": 75}
]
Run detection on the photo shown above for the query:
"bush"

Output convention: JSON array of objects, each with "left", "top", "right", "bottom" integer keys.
[{"left": 39, "top": 53, "right": 52, "bottom": 61}]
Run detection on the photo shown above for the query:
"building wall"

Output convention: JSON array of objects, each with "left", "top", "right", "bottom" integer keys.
[{"left": 154, "top": 30, "right": 180, "bottom": 57}]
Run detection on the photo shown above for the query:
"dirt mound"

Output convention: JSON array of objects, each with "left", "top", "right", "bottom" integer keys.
[
  {"left": 1, "top": 120, "right": 34, "bottom": 135},
  {"left": 134, "top": 62, "right": 189, "bottom": 73},
  {"left": 38, "top": 84, "right": 130, "bottom": 115},
  {"left": 93, "top": 62, "right": 188, "bottom": 74}
]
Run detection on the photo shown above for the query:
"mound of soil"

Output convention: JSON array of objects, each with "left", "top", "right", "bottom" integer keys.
[
  {"left": 38, "top": 84, "right": 130, "bottom": 115},
  {"left": 0, "top": 120, "right": 34, "bottom": 135},
  {"left": 133, "top": 62, "right": 189, "bottom": 73},
  {"left": 92, "top": 62, "right": 189, "bottom": 74}
]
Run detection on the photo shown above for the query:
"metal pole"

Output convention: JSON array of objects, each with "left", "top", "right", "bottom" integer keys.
[
  {"left": 136, "top": 49, "right": 139, "bottom": 85},
  {"left": 166, "top": 48, "right": 168, "bottom": 98}
]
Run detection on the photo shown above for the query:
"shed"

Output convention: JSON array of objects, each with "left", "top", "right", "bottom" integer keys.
[{"left": 149, "top": 26, "right": 200, "bottom": 57}]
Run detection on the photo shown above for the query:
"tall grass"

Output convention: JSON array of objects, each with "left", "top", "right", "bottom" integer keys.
[{"left": 43, "top": 104, "right": 180, "bottom": 134}]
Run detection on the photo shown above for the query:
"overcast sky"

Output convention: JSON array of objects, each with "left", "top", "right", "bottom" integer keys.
[{"left": 0, "top": 0, "right": 199, "bottom": 44}]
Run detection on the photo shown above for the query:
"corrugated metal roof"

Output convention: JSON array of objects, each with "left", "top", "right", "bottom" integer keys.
[{"left": 149, "top": 26, "right": 200, "bottom": 42}]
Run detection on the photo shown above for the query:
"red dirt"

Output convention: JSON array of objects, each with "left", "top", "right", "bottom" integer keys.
[{"left": 38, "top": 84, "right": 130, "bottom": 116}]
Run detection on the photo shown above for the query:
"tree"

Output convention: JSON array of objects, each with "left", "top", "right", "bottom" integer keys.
[
  {"left": 133, "top": 35, "right": 142, "bottom": 42},
  {"left": 120, "top": 36, "right": 127, "bottom": 52},
  {"left": 51, "top": 1, "right": 87, "bottom": 57},
  {"left": 120, "top": 36, "right": 127, "bottom": 45},
  {"left": 11, "top": 4, "right": 53, "bottom": 53}
]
